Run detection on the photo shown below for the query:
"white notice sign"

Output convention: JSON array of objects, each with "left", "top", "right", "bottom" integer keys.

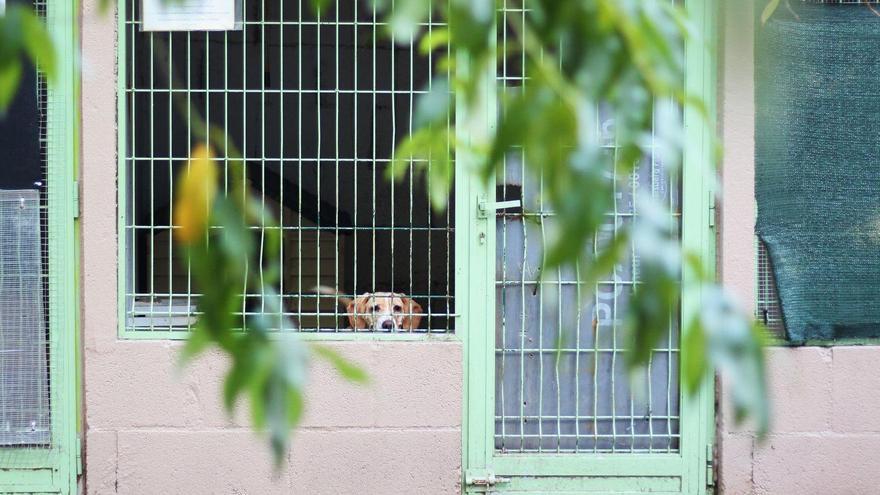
[{"left": 141, "top": 0, "right": 242, "bottom": 32}]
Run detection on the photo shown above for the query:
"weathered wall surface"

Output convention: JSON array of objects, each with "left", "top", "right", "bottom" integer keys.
[
  {"left": 718, "top": 2, "right": 880, "bottom": 493},
  {"left": 80, "top": 2, "right": 463, "bottom": 493}
]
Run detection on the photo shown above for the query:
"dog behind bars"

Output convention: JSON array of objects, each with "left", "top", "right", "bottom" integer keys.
[{"left": 314, "top": 287, "right": 423, "bottom": 331}]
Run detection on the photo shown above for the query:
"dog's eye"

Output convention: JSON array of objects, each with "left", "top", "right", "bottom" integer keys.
[
  {"left": 393, "top": 305, "right": 402, "bottom": 312},
  {"left": 371, "top": 305, "right": 380, "bottom": 312}
]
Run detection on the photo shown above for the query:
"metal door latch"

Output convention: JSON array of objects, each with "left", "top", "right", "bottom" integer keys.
[
  {"left": 477, "top": 197, "right": 522, "bottom": 219},
  {"left": 466, "top": 472, "right": 511, "bottom": 487}
]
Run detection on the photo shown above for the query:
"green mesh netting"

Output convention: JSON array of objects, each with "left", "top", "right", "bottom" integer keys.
[{"left": 756, "top": 2, "right": 880, "bottom": 343}]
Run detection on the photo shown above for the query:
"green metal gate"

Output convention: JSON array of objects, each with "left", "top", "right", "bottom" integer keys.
[
  {"left": 461, "top": 0, "right": 715, "bottom": 492},
  {"left": 0, "top": 0, "right": 79, "bottom": 493}
]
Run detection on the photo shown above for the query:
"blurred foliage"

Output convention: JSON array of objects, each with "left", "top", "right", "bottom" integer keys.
[
  {"left": 153, "top": 37, "right": 368, "bottom": 464},
  {"left": 0, "top": 0, "right": 770, "bottom": 466},
  {"left": 382, "top": 0, "right": 769, "bottom": 436},
  {"left": 0, "top": 5, "right": 55, "bottom": 111}
]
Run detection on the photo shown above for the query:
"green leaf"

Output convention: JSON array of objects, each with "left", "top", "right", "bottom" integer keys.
[
  {"left": 21, "top": 11, "right": 56, "bottom": 82},
  {"left": 386, "top": 0, "right": 431, "bottom": 43},
  {"left": 681, "top": 318, "right": 707, "bottom": 394},
  {"left": 419, "top": 27, "right": 449, "bottom": 55},
  {"left": 178, "top": 323, "right": 213, "bottom": 367},
  {"left": 700, "top": 287, "right": 771, "bottom": 436},
  {"left": 308, "top": 0, "right": 331, "bottom": 15},
  {"left": 761, "top": 0, "right": 781, "bottom": 24},
  {"left": 311, "top": 344, "right": 369, "bottom": 384},
  {"left": 413, "top": 77, "right": 451, "bottom": 130},
  {"left": 0, "top": 61, "right": 22, "bottom": 112}
]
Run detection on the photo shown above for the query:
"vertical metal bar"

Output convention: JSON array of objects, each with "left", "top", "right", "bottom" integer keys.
[
  {"left": 389, "top": 0, "right": 397, "bottom": 297},
  {"left": 610, "top": 120, "right": 619, "bottom": 453},
  {"left": 371, "top": 1, "right": 377, "bottom": 294},
  {"left": 167, "top": 32, "right": 174, "bottom": 328},
  {"left": 186, "top": 27, "right": 196, "bottom": 332},
  {"left": 260, "top": 0, "right": 267, "bottom": 317},
  {"left": 425, "top": 0, "right": 433, "bottom": 331},
  {"left": 297, "top": 0, "right": 303, "bottom": 322},
  {"left": 279, "top": 0, "right": 286, "bottom": 328},
  {"left": 315, "top": 5, "right": 322, "bottom": 327},
  {"left": 241, "top": 0, "right": 249, "bottom": 327},
  {"left": 352, "top": 2, "right": 359, "bottom": 329},
  {"left": 148, "top": 31, "right": 156, "bottom": 332},
  {"left": 555, "top": 37, "right": 564, "bottom": 454},
  {"left": 497, "top": 1, "right": 509, "bottom": 450},
  {"left": 334, "top": 0, "right": 340, "bottom": 331},
  {"left": 128, "top": 0, "right": 137, "bottom": 331},
  {"left": 408, "top": 1, "right": 415, "bottom": 324},
  {"left": 630, "top": 138, "right": 638, "bottom": 453}
]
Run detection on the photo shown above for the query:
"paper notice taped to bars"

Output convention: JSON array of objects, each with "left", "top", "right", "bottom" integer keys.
[{"left": 141, "top": 0, "right": 242, "bottom": 32}]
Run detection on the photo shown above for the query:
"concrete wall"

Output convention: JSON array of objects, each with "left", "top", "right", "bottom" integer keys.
[
  {"left": 79, "top": 3, "right": 463, "bottom": 494},
  {"left": 717, "top": 2, "right": 880, "bottom": 493}
]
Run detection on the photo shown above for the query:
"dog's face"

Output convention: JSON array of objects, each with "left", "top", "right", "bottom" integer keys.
[{"left": 347, "top": 292, "right": 422, "bottom": 331}]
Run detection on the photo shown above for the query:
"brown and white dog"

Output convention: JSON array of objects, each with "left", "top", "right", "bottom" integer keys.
[
  {"left": 315, "top": 287, "right": 423, "bottom": 331},
  {"left": 346, "top": 292, "right": 422, "bottom": 331}
]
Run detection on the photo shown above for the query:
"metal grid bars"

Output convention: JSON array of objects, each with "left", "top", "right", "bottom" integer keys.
[
  {"left": 123, "top": 0, "right": 454, "bottom": 333},
  {"left": 493, "top": 5, "right": 681, "bottom": 454},
  {"left": 0, "top": 192, "right": 50, "bottom": 447},
  {"left": 756, "top": 240, "right": 785, "bottom": 338}
]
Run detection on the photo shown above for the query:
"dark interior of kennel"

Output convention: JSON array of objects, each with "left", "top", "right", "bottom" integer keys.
[{"left": 125, "top": 0, "right": 454, "bottom": 330}]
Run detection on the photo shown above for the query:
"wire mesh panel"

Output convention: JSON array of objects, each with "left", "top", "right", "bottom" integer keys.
[
  {"left": 0, "top": 192, "right": 50, "bottom": 446},
  {"left": 493, "top": 5, "right": 681, "bottom": 454},
  {"left": 122, "top": 0, "right": 454, "bottom": 333}
]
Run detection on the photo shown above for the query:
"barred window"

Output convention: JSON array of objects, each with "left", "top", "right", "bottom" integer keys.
[{"left": 121, "top": 0, "right": 454, "bottom": 334}]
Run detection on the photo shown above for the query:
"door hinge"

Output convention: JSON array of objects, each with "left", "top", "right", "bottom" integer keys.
[
  {"left": 466, "top": 470, "right": 511, "bottom": 489},
  {"left": 708, "top": 191, "right": 716, "bottom": 229},
  {"left": 476, "top": 196, "right": 521, "bottom": 219},
  {"left": 76, "top": 434, "right": 83, "bottom": 476},
  {"left": 706, "top": 443, "right": 715, "bottom": 489},
  {"left": 72, "top": 180, "right": 80, "bottom": 219}
]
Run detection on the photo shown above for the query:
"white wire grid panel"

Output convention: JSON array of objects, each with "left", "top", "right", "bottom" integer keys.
[
  {"left": 123, "top": 0, "right": 454, "bottom": 333},
  {"left": 756, "top": 240, "right": 785, "bottom": 338},
  {"left": 0, "top": 192, "right": 50, "bottom": 446},
  {"left": 493, "top": 5, "right": 681, "bottom": 454}
]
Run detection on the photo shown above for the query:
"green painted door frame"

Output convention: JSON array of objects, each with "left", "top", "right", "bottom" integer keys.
[
  {"left": 0, "top": 1, "right": 80, "bottom": 493},
  {"left": 460, "top": 0, "right": 717, "bottom": 493}
]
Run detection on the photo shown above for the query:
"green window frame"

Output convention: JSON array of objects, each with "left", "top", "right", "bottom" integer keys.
[
  {"left": 0, "top": 0, "right": 80, "bottom": 493},
  {"left": 116, "top": 0, "right": 460, "bottom": 341}
]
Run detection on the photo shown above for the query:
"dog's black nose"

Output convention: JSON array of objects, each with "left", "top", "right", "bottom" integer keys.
[{"left": 381, "top": 320, "right": 394, "bottom": 330}]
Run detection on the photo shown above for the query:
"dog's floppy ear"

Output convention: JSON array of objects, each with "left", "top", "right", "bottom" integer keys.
[
  {"left": 347, "top": 297, "right": 369, "bottom": 330},
  {"left": 401, "top": 297, "right": 423, "bottom": 330}
]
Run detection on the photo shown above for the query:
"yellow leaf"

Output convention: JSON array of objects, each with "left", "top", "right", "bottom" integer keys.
[
  {"left": 761, "top": 0, "right": 781, "bottom": 25},
  {"left": 174, "top": 144, "right": 218, "bottom": 244}
]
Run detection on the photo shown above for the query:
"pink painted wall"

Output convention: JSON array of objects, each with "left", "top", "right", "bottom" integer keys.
[
  {"left": 79, "top": 2, "right": 463, "bottom": 493},
  {"left": 717, "top": 2, "right": 880, "bottom": 493}
]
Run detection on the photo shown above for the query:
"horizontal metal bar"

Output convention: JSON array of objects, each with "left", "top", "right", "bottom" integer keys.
[
  {"left": 495, "top": 415, "right": 680, "bottom": 421},
  {"left": 127, "top": 88, "right": 435, "bottom": 95},
  {"left": 495, "top": 348, "right": 680, "bottom": 353},
  {"left": 491, "top": 454, "right": 684, "bottom": 477},
  {"left": 124, "top": 20, "right": 450, "bottom": 27},
  {"left": 121, "top": 330, "right": 461, "bottom": 342}
]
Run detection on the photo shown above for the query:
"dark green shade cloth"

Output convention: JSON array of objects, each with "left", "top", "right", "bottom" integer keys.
[{"left": 756, "top": 3, "right": 880, "bottom": 343}]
